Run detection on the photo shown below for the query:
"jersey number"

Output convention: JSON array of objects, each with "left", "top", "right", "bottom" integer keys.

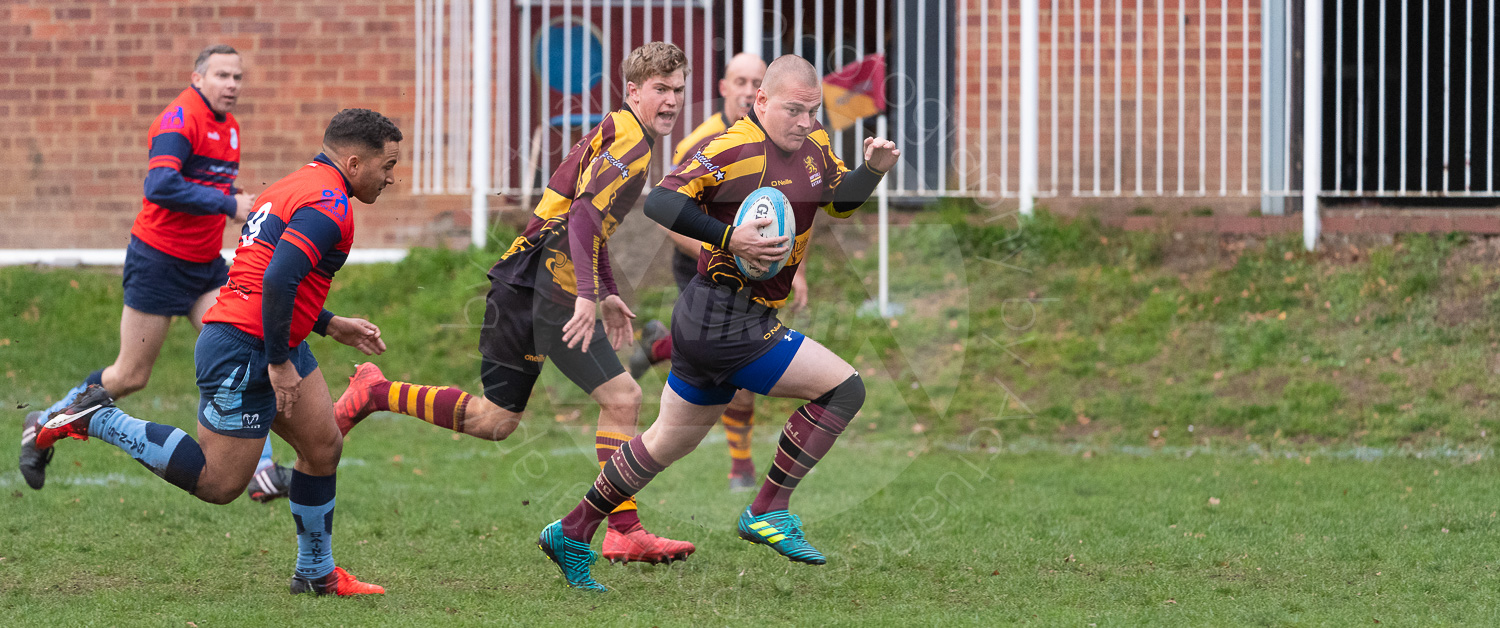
[{"left": 240, "top": 202, "right": 272, "bottom": 247}]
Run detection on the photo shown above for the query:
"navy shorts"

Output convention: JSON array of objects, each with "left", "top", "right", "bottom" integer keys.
[
  {"left": 667, "top": 275, "right": 805, "bottom": 405},
  {"left": 122, "top": 236, "right": 229, "bottom": 317},
  {"left": 195, "top": 322, "right": 319, "bottom": 439}
]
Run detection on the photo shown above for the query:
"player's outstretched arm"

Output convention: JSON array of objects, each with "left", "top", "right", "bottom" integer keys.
[
  {"left": 325, "top": 316, "right": 385, "bottom": 356},
  {"left": 828, "top": 138, "right": 901, "bottom": 215}
]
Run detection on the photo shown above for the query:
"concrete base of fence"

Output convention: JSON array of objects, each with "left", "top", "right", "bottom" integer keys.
[{"left": 1095, "top": 210, "right": 1500, "bottom": 236}]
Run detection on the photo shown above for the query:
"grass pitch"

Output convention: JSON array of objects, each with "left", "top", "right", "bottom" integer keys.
[{"left": 4, "top": 209, "right": 1500, "bottom": 624}]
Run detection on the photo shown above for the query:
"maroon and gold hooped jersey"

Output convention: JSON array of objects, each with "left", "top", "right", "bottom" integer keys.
[
  {"left": 490, "top": 107, "right": 654, "bottom": 305},
  {"left": 131, "top": 87, "right": 241, "bottom": 263},
  {"left": 659, "top": 112, "right": 850, "bottom": 308}
]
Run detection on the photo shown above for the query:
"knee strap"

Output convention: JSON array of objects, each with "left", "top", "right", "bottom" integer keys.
[{"left": 808, "top": 372, "right": 865, "bottom": 434}]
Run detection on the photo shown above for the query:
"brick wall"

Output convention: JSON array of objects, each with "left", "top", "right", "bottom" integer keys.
[
  {"left": 958, "top": 0, "right": 1262, "bottom": 206},
  {"left": 0, "top": 0, "right": 474, "bottom": 251},
  {"left": 0, "top": 0, "right": 1273, "bottom": 253}
]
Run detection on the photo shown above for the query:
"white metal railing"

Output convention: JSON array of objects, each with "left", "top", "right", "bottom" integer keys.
[{"left": 412, "top": 0, "right": 1500, "bottom": 252}]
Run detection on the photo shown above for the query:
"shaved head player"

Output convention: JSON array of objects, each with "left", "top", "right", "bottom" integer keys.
[{"left": 538, "top": 54, "right": 900, "bottom": 591}]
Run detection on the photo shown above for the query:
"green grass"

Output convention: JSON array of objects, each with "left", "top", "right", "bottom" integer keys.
[
  {"left": 5, "top": 209, "right": 1500, "bottom": 623},
  {"left": 5, "top": 436, "right": 1500, "bottom": 625}
]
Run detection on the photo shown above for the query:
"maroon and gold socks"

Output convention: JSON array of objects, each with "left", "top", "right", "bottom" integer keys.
[
  {"left": 563, "top": 435, "right": 663, "bottom": 540},
  {"left": 721, "top": 406, "right": 755, "bottom": 477},
  {"left": 370, "top": 381, "right": 472, "bottom": 432},
  {"left": 595, "top": 431, "right": 643, "bottom": 532},
  {"left": 750, "top": 398, "right": 853, "bottom": 515}
]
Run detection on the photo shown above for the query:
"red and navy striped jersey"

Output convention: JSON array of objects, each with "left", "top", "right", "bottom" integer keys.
[
  {"left": 202, "top": 155, "right": 353, "bottom": 348},
  {"left": 660, "top": 112, "right": 849, "bottom": 308},
  {"left": 490, "top": 107, "right": 654, "bottom": 305},
  {"left": 131, "top": 87, "right": 241, "bottom": 263}
]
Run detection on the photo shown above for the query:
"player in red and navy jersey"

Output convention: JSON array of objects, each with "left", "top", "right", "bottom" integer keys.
[
  {"left": 34, "top": 109, "right": 400, "bottom": 597},
  {"left": 18, "top": 45, "right": 295, "bottom": 502},
  {"left": 331, "top": 43, "right": 695, "bottom": 566},
  {"left": 538, "top": 55, "right": 900, "bottom": 591}
]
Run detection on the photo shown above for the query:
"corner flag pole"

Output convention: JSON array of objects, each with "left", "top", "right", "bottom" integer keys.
[
  {"left": 470, "top": 0, "right": 492, "bottom": 249},
  {"left": 878, "top": 115, "right": 890, "bottom": 318}
]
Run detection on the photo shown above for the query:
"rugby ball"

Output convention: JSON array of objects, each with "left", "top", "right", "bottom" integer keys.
[{"left": 732, "top": 187, "right": 796, "bottom": 281}]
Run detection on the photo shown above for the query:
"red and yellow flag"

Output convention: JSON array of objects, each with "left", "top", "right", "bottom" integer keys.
[{"left": 821, "top": 54, "right": 887, "bottom": 131}]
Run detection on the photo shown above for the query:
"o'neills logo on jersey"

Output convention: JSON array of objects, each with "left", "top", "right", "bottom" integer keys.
[
  {"left": 694, "top": 151, "right": 726, "bottom": 182},
  {"left": 597, "top": 150, "right": 629, "bottom": 179},
  {"left": 769, "top": 178, "right": 792, "bottom": 187}
]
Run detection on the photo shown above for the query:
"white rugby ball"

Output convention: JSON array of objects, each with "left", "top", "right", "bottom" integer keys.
[{"left": 732, "top": 187, "right": 796, "bottom": 281}]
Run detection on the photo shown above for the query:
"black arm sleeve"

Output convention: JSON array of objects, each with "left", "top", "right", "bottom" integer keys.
[
  {"left": 261, "top": 243, "right": 313, "bottom": 365},
  {"left": 645, "top": 187, "right": 735, "bottom": 252},
  {"left": 831, "top": 164, "right": 886, "bottom": 214}
]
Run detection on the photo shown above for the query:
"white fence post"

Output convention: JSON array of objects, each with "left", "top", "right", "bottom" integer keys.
[
  {"left": 742, "top": 0, "right": 763, "bottom": 57},
  {"left": 470, "top": 0, "right": 491, "bottom": 249},
  {"left": 1019, "top": 0, "right": 1038, "bottom": 215},
  {"left": 1303, "top": 0, "right": 1322, "bottom": 251}
]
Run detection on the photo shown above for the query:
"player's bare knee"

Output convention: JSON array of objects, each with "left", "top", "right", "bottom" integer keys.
[
  {"left": 598, "top": 382, "right": 642, "bottom": 415},
  {"left": 194, "top": 479, "right": 243, "bottom": 505},
  {"left": 480, "top": 414, "right": 521, "bottom": 441},
  {"left": 113, "top": 370, "right": 152, "bottom": 396},
  {"left": 469, "top": 402, "right": 521, "bottom": 441},
  {"left": 294, "top": 431, "right": 343, "bottom": 475},
  {"left": 593, "top": 374, "right": 642, "bottom": 409}
]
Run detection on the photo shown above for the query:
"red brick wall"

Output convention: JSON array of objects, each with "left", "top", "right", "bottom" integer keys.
[
  {"left": 958, "top": 0, "right": 1262, "bottom": 202},
  {"left": 0, "top": 0, "right": 1272, "bottom": 253},
  {"left": 0, "top": 0, "right": 473, "bottom": 251}
]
